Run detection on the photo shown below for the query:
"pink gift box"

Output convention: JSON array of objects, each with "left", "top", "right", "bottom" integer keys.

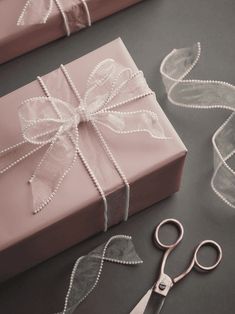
[
  {"left": 0, "top": 38, "right": 187, "bottom": 282},
  {"left": 0, "top": 0, "right": 143, "bottom": 64}
]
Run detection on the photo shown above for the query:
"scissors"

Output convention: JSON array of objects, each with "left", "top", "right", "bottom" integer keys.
[{"left": 130, "top": 218, "right": 222, "bottom": 314}]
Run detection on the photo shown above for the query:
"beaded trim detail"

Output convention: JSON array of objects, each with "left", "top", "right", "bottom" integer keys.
[
  {"left": 0, "top": 58, "right": 167, "bottom": 231},
  {"left": 17, "top": 0, "right": 91, "bottom": 36},
  {"left": 55, "top": 235, "right": 143, "bottom": 314},
  {"left": 161, "top": 42, "right": 235, "bottom": 209}
]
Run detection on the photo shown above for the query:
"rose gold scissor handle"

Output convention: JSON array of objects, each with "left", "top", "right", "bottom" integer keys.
[
  {"left": 154, "top": 218, "right": 184, "bottom": 250},
  {"left": 130, "top": 219, "right": 223, "bottom": 314},
  {"left": 154, "top": 219, "right": 222, "bottom": 289}
]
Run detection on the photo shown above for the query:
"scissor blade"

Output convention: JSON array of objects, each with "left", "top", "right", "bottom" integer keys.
[
  {"left": 130, "top": 288, "right": 165, "bottom": 314},
  {"left": 143, "top": 291, "right": 165, "bottom": 314},
  {"left": 130, "top": 288, "right": 153, "bottom": 314}
]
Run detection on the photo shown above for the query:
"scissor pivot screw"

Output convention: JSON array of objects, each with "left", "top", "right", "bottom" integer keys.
[{"left": 159, "top": 283, "right": 166, "bottom": 291}]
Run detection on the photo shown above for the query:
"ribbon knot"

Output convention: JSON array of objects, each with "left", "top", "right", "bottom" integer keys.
[
  {"left": 76, "top": 105, "right": 90, "bottom": 123},
  {"left": 0, "top": 59, "right": 167, "bottom": 231}
]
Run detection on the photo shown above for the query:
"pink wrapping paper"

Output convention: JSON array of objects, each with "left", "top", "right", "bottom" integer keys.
[
  {"left": 0, "top": 0, "right": 143, "bottom": 64},
  {"left": 0, "top": 38, "right": 187, "bottom": 282}
]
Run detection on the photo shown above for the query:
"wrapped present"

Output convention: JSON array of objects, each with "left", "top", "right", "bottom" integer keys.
[
  {"left": 0, "top": 0, "right": 144, "bottom": 64},
  {"left": 0, "top": 38, "right": 187, "bottom": 282}
]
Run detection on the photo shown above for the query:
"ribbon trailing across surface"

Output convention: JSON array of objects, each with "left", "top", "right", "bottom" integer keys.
[
  {"left": 17, "top": 0, "right": 91, "bottom": 36},
  {"left": 55, "top": 235, "right": 143, "bottom": 314},
  {"left": 0, "top": 59, "right": 167, "bottom": 231},
  {"left": 160, "top": 42, "right": 235, "bottom": 208}
]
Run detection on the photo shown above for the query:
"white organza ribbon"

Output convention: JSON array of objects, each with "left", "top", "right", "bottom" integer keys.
[
  {"left": 0, "top": 59, "right": 167, "bottom": 231},
  {"left": 17, "top": 0, "right": 91, "bottom": 36},
  {"left": 55, "top": 235, "right": 143, "bottom": 314},
  {"left": 160, "top": 42, "right": 235, "bottom": 208}
]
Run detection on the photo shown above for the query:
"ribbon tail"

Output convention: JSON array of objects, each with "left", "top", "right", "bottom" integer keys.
[
  {"left": 91, "top": 235, "right": 143, "bottom": 264},
  {"left": 17, "top": 0, "right": 54, "bottom": 26},
  {"left": 160, "top": 42, "right": 201, "bottom": 94},
  {"left": 212, "top": 112, "right": 235, "bottom": 208},
  {"left": 30, "top": 133, "right": 77, "bottom": 214},
  {"left": 160, "top": 43, "right": 235, "bottom": 208},
  {"left": 58, "top": 235, "right": 142, "bottom": 314},
  {"left": 160, "top": 42, "right": 235, "bottom": 110},
  {"left": 0, "top": 140, "right": 44, "bottom": 174}
]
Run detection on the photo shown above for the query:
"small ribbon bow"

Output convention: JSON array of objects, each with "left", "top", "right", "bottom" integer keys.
[
  {"left": 0, "top": 59, "right": 166, "bottom": 230},
  {"left": 17, "top": 0, "right": 91, "bottom": 36}
]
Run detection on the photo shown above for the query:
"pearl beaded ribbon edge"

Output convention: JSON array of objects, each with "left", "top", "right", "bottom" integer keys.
[
  {"left": 160, "top": 43, "right": 235, "bottom": 209},
  {"left": 55, "top": 235, "right": 143, "bottom": 314},
  {"left": 17, "top": 0, "right": 91, "bottom": 36},
  {"left": 0, "top": 59, "right": 167, "bottom": 231}
]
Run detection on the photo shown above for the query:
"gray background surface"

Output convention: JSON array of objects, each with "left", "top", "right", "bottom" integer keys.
[{"left": 0, "top": 0, "right": 235, "bottom": 313}]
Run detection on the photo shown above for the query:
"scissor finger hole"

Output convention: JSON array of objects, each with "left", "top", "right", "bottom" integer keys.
[
  {"left": 195, "top": 240, "right": 222, "bottom": 271},
  {"left": 154, "top": 219, "right": 184, "bottom": 249}
]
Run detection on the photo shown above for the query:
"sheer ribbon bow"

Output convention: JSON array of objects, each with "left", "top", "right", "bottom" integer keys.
[
  {"left": 17, "top": 0, "right": 91, "bottom": 36},
  {"left": 0, "top": 59, "right": 166, "bottom": 230}
]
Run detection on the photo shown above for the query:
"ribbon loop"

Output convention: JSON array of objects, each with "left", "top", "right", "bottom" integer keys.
[{"left": 94, "top": 109, "right": 166, "bottom": 139}]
